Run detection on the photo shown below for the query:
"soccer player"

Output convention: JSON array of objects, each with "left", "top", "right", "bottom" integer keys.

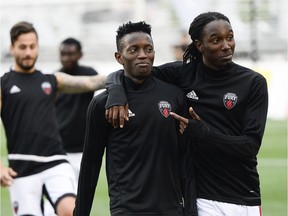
[
  {"left": 0, "top": 21, "right": 105, "bottom": 216},
  {"left": 55, "top": 37, "right": 98, "bottom": 182},
  {"left": 74, "top": 21, "right": 196, "bottom": 216},
  {"left": 105, "top": 12, "right": 268, "bottom": 216}
]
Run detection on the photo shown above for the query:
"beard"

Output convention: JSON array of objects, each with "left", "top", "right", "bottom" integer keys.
[{"left": 16, "top": 56, "right": 38, "bottom": 72}]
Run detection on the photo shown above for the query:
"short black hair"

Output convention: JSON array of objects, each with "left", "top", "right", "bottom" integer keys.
[
  {"left": 183, "top": 12, "right": 231, "bottom": 63},
  {"left": 10, "top": 21, "right": 38, "bottom": 45},
  {"left": 116, "top": 21, "right": 152, "bottom": 52},
  {"left": 61, "top": 37, "right": 82, "bottom": 52}
]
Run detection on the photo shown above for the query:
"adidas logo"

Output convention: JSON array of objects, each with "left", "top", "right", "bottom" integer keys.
[
  {"left": 186, "top": 90, "right": 199, "bottom": 100},
  {"left": 128, "top": 109, "right": 135, "bottom": 117},
  {"left": 10, "top": 85, "right": 21, "bottom": 94}
]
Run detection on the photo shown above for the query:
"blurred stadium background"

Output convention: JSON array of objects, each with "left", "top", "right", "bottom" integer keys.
[
  {"left": 0, "top": 0, "right": 287, "bottom": 215},
  {"left": 0, "top": 0, "right": 287, "bottom": 119}
]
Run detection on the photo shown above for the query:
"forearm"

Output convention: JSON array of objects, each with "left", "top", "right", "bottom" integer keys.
[
  {"left": 205, "top": 130, "right": 262, "bottom": 158},
  {"left": 55, "top": 72, "right": 106, "bottom": 93},
  {"left": 75, "top": 96, "right": 108, "bottom": 215},
  {"left": 153, "top": 61, "right": 182, "bottom": 84},
  {"left": 105, "top": 70, "right": 126, "bottom": 108},
  {"left": 185, "top": 120, "right": 264, "bottom": 159},
  {"left": 104, "top": 62, "right": 183, "bottom": 108}
]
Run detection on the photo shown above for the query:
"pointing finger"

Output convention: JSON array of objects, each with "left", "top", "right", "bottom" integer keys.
[
  {"left": 170, "top": 112, "right": 189, "bottom": 124},
  {"left": 189, "top": 107, "right": 201, "bottom": 121}
]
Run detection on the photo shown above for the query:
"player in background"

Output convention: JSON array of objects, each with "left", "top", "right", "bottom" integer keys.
[
  {"left": 55, "top": 37, "right": 98, "bottom": 182},
  {"left": 0, "top": 21, "right": 105, "bottom": 216}
]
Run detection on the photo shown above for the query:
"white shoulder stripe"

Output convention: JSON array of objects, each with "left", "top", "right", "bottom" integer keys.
[{"left": 8, "top": 154, "right": 68, "bottom": 162}]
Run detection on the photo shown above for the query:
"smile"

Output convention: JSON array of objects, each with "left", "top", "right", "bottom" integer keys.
[
  {"left": 136, "top": 62, "right": 150, "bottom": 67},
  {"left": 221, "top": 54, "right": 233, "bottom": 60}
]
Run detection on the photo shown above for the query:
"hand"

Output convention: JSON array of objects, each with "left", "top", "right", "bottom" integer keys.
[
  {"left": 105, "top": 104, "right": 129, "bottom": 128},
  {"left": 170, "top": 107, "right": 201, "bottom": 134},
  {"left": 0, "top": 166, "right": 17, "bottom": 187},
  {"left": 188, "top": 107, "right": 201, "bottom": 121}
]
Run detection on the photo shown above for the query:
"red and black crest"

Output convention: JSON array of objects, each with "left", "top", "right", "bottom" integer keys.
[
  {"left": 158, "top": 101, "right": 171, "bottom": 118},
  {"left": 13, "top": 201, "right": 19, "bottom": 214},
  {"left": 41, "top": 82, "right": 52, "bottom": 95},
  {"left": 223, "top": 93, "right": 238, "bottom": 110}
]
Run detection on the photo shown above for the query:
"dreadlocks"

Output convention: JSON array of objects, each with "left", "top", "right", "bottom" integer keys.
[{"left": 183, "top": 12, "right": 231, "bottom": 63}]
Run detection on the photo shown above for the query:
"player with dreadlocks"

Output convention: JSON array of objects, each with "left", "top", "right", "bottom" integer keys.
[{"left": 105, "top": 12, "right": 268, "bottom": 216}]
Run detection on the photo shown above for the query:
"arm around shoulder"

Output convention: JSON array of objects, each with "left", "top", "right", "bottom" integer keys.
[{"left": 55, "top": 71, "right": 106, "bottom": 94}]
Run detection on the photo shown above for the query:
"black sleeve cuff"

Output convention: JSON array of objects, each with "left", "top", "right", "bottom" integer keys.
[
  {"left": 105, "top": 85, "right": 127, "bottom": 109},
  {"left": 183, "top": 120, "right": 208, "bottom": 140}
]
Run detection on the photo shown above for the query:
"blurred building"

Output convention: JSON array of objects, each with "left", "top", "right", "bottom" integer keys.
[
  {"left": 0, "top": 0, "right": 287, "bottom": 120},
  {"left": 0, "top": 0, "right": 287, "bottom": 63}
]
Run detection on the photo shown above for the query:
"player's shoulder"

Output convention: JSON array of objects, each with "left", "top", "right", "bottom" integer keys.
[
  {"left": 1, "top": 71, "right": 11, "bottom": 79},
  {"left": 90, "top": 90, "right": 108, "bottom": 106},
  {"left": 78, "top": 65, "right": 98, "bottom": 75},
  {"left": 1, "top": 71, "right": 12, "bottom": 87},
  {"left": 41, "top": 71, "right": 58, "bottom": 84},
  {"left": 154, "top": 77, "right": 183, "bottom": 93},
  {"left": 156, "top": 60, "right": 182, "bottom": 71},
  {"left": 86, "top": 91, "right": 108, "bottom": 119},
  {"left": 233, "top": 62, "right": 266, "bottom": 82}
]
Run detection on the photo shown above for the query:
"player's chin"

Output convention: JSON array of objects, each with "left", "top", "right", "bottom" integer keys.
[
  {"left": 137, "top": 67, "right": 152, "bottom": 75},
  {"left": 21, "top": 59, "right": 36, "bottom": 68},
  {"left": 219, "top": 59, "right": 233, "bottom": 68},
  {"left": 20, "top": 63, "right": 35, "bottom": 71}
]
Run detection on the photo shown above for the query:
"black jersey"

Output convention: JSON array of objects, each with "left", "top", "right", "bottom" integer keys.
[
  {"left": 105, "top": 60, "right": 268, "bottom": 206},
  {"left": 75, "top": 75, "right": 189, "bottom": 216},
  {"left": 55, "top": 65, "right": 97, "bottom": 152},
  {"left": 1, "top": 70, "right": 67, "bottom": 177},
  {"left": 155, "top": 61, "right": 268, "bottom": 206}
]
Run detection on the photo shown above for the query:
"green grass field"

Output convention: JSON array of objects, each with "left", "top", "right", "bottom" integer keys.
[{"left": 1, "top": 120, "right": 287, "bottom": 215}]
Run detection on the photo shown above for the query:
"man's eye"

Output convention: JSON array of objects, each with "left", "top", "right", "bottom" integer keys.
[
  {"left": 227, "top": 35, "right": 234, "bottom": 41},
  {"left": 146, "top": 48, "right": 154, "bottom": 53},
  {"left": 129, "top": 48, "right": 136, "bottom": 53}
]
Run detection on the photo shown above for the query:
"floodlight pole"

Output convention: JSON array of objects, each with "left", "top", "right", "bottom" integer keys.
[{"left": 250, "top": 0, "right": 259, "bottom": 62}]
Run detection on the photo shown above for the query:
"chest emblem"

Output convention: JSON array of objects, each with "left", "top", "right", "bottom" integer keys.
[
  {"left": 158, "top": 101, "right": 171, "bottom": 118},
  {"left": 41, "top": 82, "right": 52, "bottom": 95},
  {"left": 223, "top": 93, "right": 238, "bottom": 110}
]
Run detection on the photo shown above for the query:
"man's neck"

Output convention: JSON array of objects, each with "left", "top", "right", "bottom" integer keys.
[{"left": 13, "top": 65, "right": 35, "bottom": 74}]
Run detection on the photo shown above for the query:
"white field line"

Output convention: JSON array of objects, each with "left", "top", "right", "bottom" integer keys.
[{"left": 258, "top": 158, "right": 287, "bottom": 167}]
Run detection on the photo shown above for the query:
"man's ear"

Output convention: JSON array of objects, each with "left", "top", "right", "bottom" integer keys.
[
  {"left": 195, "top": 39, "right": 202, "bottom": 53},
  {"left": 78, "top": 51, "right": 83, "bottom": 59},
  {"left": 10, "top": 44, "right": 14, "bottom": 56},
  {"left": 114, "top": 52, "right": 123, "bottom": 65}
]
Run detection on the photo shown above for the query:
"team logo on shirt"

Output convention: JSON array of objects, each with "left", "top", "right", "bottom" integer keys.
[
  {"left": 128, "top": 109, "right": 135, "bottom": 117},
  {"left": 9, "top": 85, "right": 21, "bottom": 94},
  {"left": 158, "top": 101, "right": 171, "bottom": 118},
  {"left": 13, "top": 201, "right": 19, "bottom": 214},
  {"left": 186, "top": 90, "right": 199, "bottom": 100},
  {"left": 223, "top": 93, "right": 238, "bottom": 109},
  {"left": 41, "top": 82, "right": 52, "bottom": 95}
]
